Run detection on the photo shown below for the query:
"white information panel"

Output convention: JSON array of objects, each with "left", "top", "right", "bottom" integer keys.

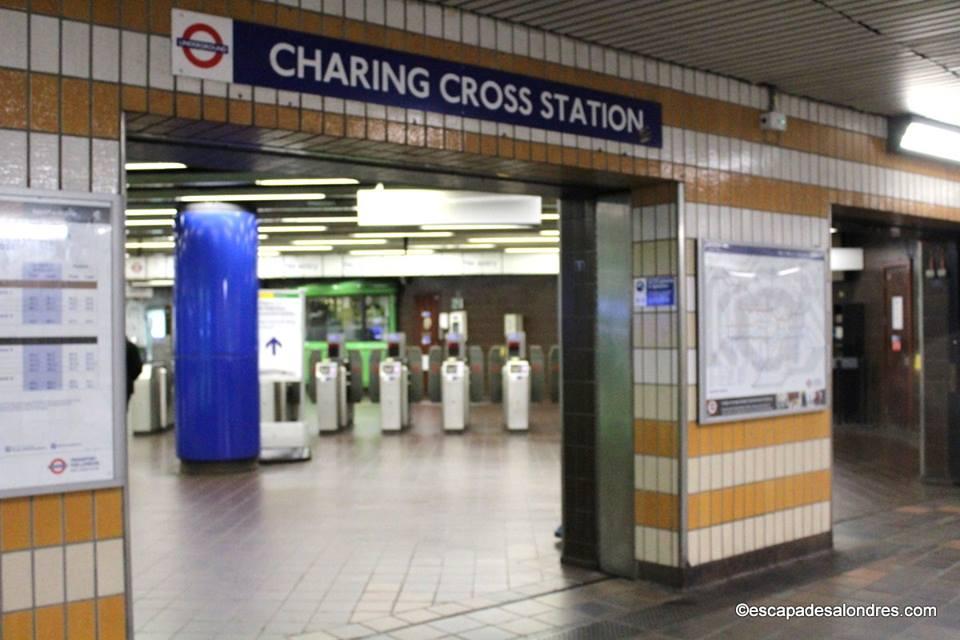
[
  {"left": 0, "top": 190, "right": 123, "bottom": 496},
  {"left": 258, "top": 290, "right": 305, "bottom": 380},
  {"left": 698, "top": 241, "right": 828, "bottom": 424}
]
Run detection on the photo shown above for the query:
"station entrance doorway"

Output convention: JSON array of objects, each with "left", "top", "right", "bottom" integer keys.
[{"left": 831, "top": 205, "right": 960, "bottom": 520}]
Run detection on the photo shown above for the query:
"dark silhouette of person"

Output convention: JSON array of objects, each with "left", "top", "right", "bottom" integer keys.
[{"left": 126, "top": 339, "right": 144, "bottom": 405}]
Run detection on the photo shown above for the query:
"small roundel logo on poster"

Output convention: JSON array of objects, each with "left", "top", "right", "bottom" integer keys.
[
  {"left": 176, "top": 22, "right": 229, "bottom": 69},
  {"left": 48, "top": 458, "right": 67, "bottom": 475}
]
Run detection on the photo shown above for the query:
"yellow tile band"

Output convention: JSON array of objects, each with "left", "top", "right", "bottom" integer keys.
[{"left": 687, "top": 411, "right": 830, "bottom": 457}]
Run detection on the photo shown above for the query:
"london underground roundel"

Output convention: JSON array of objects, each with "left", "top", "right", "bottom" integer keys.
[{"left": 171, "top": 10, "right": 234, "bottom": 83}]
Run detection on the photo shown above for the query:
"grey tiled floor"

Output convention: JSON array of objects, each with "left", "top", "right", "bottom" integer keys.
[
  {"left": 130, "top": 401, "right": 599, "bottom": 639},
  {"left": 130, "top": 407, "right": 960, "bottom": 640}
]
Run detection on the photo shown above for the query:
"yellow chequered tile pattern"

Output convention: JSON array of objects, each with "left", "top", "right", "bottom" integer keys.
[{"left": 0, "top": 489, "right": 127, "bottom": 640}]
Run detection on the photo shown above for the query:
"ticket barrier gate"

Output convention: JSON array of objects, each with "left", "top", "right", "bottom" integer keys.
[
  {"left": 315, "top": 334, "right": 353, "bottom": 432},
  {"left": 441, "top": 333, "right": 469, "bottom": 432},
  {"left": 129, "top": 362, "right": 175, "bottom": 434},
  {"left": 503, "top": 332, "right": 531, "bottom": 431},
  {"left": 380, "top": 333, "right": 410, "bottom": 432}
]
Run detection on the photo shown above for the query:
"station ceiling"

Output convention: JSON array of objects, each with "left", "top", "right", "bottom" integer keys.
[{"left": 428, "top": 0, "right": 960, "bottom": 127}]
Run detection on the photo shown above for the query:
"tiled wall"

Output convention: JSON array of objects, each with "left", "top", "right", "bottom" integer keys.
[
  {"left": 631, "top": 186, "right": 681, "bottom": 570},
  {"left": 0, "top": 490, "right": 127, "bottom": 639},
  {"left": 683, "top": 203, "right": 833, "bottom": 567}
]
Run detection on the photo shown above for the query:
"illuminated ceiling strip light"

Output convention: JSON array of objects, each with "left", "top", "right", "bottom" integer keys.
[
  {"left": 260, "top": 245, "right": 334, "bottom": 252},
  {"left": 177, "top": 192, "right": 327, "bottom": 202},
  {"left": 351, "top": 231, "right": 454, "bottom": 238},
  {"left": 291, "top": 238, "right": 387, "bottom": 246},
  {"left": 125, "top": 241, "right": 175, "bottom": 249},
  {"left": 504, "top": 247, "right": 560, "bottom": 254},
  {"left": 255, "top": 178, "right": 359, "bottom": 186},
  {"left": 258, "top": 225, "right": 329, "bottom": 233},
  {"left": 126, "top": 208, "right": 177, "bottom": 217},
  {"left": 257, "top": 206, "right": 357, "bottom": 213},
  {"left": 413, "top": 244, "right": 497, "bottom": 250},
  {"left": 467, "top": 236, "right": 560, "bottom": 244},
  {"left": 276, "top": 216, "right": 359, "bottom": 223},
  {"left": 419, "top": 224, "right": 528, "bottom": 231},
  {"left": 125, "top": 162, "right": 186, "bottom": 171},
  {"left": 541, "top": 213, "right": 560, "bottom": 220},
  {"left": 893, "top": 118, "right": 960, "bottom": 164},
  {"left": 125, "top": 219, "right": 175, "bottom": 227},
  {"left": 540, "top": 230, "right": 560, "bottom": 236},
  {"left": 349, "top": 249, "right": 435, "bottom": 256}
]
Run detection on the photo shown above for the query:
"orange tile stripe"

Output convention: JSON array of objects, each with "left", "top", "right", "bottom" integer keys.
[
  {"left": 687, "top": 469, "right": 831, "bottom": 530},
  {"left": 688, "top": 411, "right": 830, "bottom": 457},
  {"left": 634, "top": 420, "right": 679, "bottom": 458},
  {"left": 635, "top": 468, "right": 831, "bottom": 531}
]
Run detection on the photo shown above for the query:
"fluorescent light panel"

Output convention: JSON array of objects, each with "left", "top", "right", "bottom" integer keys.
[
  {"left": 260, "top": 245, "right": 334, "bottom": 252},
  {"left": 277, "top": 216, "right": 359, "bottom": 223},
  {"left": 351, "top": 231, "right": 454, "bottom": 238},
  {"left": 420, "top": 224, "right": 528, "bottom": 231},
  {"left": 291, "top": 238, "right": 387, "bottom": 246},
  {"left": 178, "top": 192, "right": 327, "bottom": 202},
  {"left": 126, "top": 240, "right": 175, "bottom": 249},
  {"left": 125, "top": 162, "right": 186, "bottom": 171},
  {"left": 257, "top": 225, "right": 328, "bottom": 233},
  {"left": 413, "top": 244, "right": 497, "bottom": 250},
  {"left": 541, "top": 213, "right": 560, "bottom": 220},
  {"left": 125, "top": 219, "right": 175, "bottom": 227},
  {"left": 255, "top": 178, "right": 358, "bottom": 186},
  {"left": 349, "top": 249, "right": 435, "bottom": 256},
  {"left": 898, "top": 120, "right": 960, "bottom": 163},
  {"left": 467, "top": 236, "right": 560, "bottom": 244},
  {"left": 126, "top": 208, "right": 177, "bottom": 217}
]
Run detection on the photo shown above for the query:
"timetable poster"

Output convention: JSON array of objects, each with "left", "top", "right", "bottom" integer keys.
[{"left": 0, "top": 199, "right": 116, "bottom": 493}]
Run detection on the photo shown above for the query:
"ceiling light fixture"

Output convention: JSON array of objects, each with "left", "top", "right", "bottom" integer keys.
[
  {"left": 351, "top": 231, "right": 454, "bottom": 238},
  {"left": 540, "top": 230, "right": 560, "bottom": 236},
  {"left": 541, "top": 213, "right": 560, "bottom": 220},
  {"left": 889, "top": 115, "right": 960, "bottom": 164},
  {"left": 257, "top": 225, "right": 329, "bottom": 233},
  {"left": 126, "top": 208, "right": 178, "bottom": 217},
  {"left": 255, "top": 178, "right": 359, "bottom": 186},
  {"left": 420, "top": 224, "right": 528, "bottom": 231},
  {"left": 349, "top": 249, "right": 435, "bottom": 256},
  {"left": 177, "top": 192, "right": 327, "bottom": 202},
  {"left": 467, "top": 236, "right": 560, "bottom": 244},
  {"left": 125, "top": 162, "right": 187, "bottom": 171},
  {"left": 413, "top": 244, "right": 497, "bottom": 250},
  {"left": 276, "top": 216, "right": 359, "bottom": 223},
  {"left": 291, "top": 238, "right": 388, "bottom": 246},
  {"left": 125, "top": 219, "right": 175, "bottom": 228},
  {"left": 260, "top": 245, "right": 335, "bottom": 253}
]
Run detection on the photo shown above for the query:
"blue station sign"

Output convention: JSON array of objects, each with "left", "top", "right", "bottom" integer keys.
[{"left": 171, "top": 10, "right": 662, "bottom": 147}]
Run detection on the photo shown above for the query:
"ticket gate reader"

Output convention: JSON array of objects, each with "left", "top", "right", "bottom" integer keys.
[
  {"left": 441, "top": 333, "right": 469, "bottom": 431},
  {"left": 380, "top": 333, "right": 410, "bottom": 432},
  {"left": 316, "top": 335, "right": 352, "bottom": 432},
  {"left": 503, "top": 332, "right": 531, "bottom": 431}
]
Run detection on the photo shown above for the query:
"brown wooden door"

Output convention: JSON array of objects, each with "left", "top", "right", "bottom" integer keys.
[{"left": 882, "top": 265, "right": 914, "bottom": 429}]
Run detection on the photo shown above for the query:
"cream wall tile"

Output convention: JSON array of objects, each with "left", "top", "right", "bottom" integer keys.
[
  {"left": 121, "top": 31, "right": 148, "bottom": 87},
  {"left": 93, "top": 26, "right": 120, "bottom": 82},
  {"left": 688, "top": 458, "right": 699, "bottom": 494},
  {"left": 0, "top": 9, "right": 28, "bottom": 69},
  {"left": 92, "top": 139, "right": 120, "bottom": 194},
  {"left": 2, "top": 551, "right": 33, "bottom": 612},
  {"left": 29, "top": 132, "right": 60, "bottom": 190},
  {"left": 324, "top": 0, "right": 344, "bottom": 15},
  {"left": 722, "top": 522, "right": 733, "bottom": 559},
  {"left": 66, "top": 543, "right": 95, "bottom": 602},
  {"left": 385, "top": 0, "right": 405, "bottom": 29},
  {"left": 366, "top": 0, "right": 385, "bottom": 24},
  {"left": 96, "top": 539, "right": 126, "bottom": 597},
  {"left": 34, "top": 547, "right": 64, "bottom": 607},
  {"left": 30, "top": 14, "right": 59, "bottom": 74},
  {"left": 0, "top": 130, "right": 28, "bottom": 187},
  {"left": 148, "top": 35, "right": 174, "bottom": 90},
  {"left": 688, "top": 530, "right": 701, "bottom": 566},
  {"left": 344, "top": 0, "right": 364, "bottom": 19},
  {"left": 424, "top": 3, "right": 442, "bottom": 38},
  {"left": 61, "top": 21, "right": 90, "bottom": 78},
  {"left": 733, "top": 520, "right": 744, "bottom": 556}
]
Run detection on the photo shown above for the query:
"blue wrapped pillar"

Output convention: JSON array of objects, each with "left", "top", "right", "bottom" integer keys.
[{"left": 175, "top": 204, "right": 260, "bottom": 466}]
